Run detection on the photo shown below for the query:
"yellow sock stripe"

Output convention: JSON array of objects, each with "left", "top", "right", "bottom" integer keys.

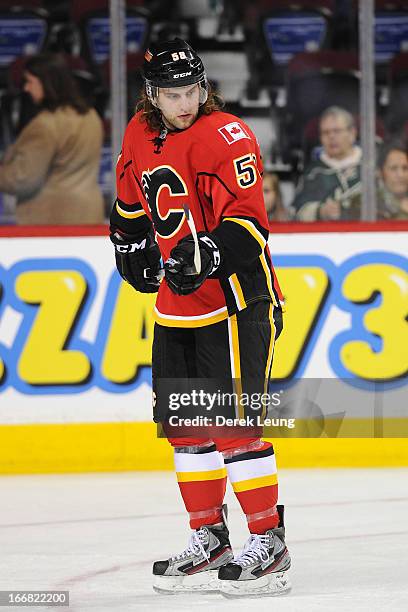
[
  {"left": 176, "top": 468, "right": 227, "bottom": 482},
  {"left": 228, "top": 314, "right": 244, "bottom": 420},
  {"left": 229, "top": 273, "right": 246, "bottom": 310},
  {"left": 232, "top": 473, "right": 278, "bottom": 493},
  {"left": 263, "top": 303, "right": 276, "bottom": 420},
  {"left": 223, "top": 218, "right": 266, "bottom": 250}
]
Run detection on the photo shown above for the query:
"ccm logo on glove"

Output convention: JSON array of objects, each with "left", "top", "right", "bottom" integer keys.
[
  {"left": 113, "top": 237, "right": 148, "bottom": 253},
  {"left": 200, "top": 235, "right": 221, "bottom": 269},
  {"left": 110, "top": 229, "right": 162, "bottom": 293}
]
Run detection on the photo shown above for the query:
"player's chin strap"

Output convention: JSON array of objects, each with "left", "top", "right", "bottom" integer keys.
[{"left": 151, "top": 123, "right": 168, "bottom": 155}]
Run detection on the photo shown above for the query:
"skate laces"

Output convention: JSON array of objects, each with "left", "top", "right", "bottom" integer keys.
[
  {"left": 234, "top": 534, "right": 272, "bottom": 567},
  {"left": 171, "top": 528, "right": 210, "bottom": 563}
]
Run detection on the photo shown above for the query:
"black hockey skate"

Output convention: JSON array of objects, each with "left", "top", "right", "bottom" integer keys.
[
  {"left": 153, "top": 505, "right": 233, "bottom": 594},
  {"left": 218, "top": 505, "right": 291, "bottom": 598}
]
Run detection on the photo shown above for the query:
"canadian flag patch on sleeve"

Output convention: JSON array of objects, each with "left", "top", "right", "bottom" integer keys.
[{"left": 218, "top": 121, "right": 251, "bottom": 145}]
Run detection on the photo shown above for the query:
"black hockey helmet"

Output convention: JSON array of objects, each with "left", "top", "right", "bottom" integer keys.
[{"left": 142, "top": 38, "right": 208, "bottom": 105}]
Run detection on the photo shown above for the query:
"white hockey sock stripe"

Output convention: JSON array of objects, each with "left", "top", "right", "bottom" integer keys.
[
  {"left": 174, "top": 448, "right": 226, "bottom": 475},
  {"left": 226, "top": 453, "right": 278, "bottom": 485}
]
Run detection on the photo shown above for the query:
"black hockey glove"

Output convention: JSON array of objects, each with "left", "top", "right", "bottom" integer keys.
[
  {"left": 164, "top": 232, "right": 222, "bottom": 296},
  {"left": 110, "top": 228, "right": 162, "bottom": 293}
]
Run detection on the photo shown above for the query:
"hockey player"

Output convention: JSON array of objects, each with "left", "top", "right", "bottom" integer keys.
[{"left": 109, "top": 39, "right": 291, "bottom": 598}]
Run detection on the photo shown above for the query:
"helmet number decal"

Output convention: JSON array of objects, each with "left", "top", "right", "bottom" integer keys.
[
  {"left": 141, "top": 166, "right": 187, "bottom": 239},
  {"left": 233, "top": 154, "right": 258, "bottom": 189},
  {"left": 171, "top": 51, "right": 187, "bottom": 61}
]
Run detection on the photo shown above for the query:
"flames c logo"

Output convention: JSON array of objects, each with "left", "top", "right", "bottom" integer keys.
[{"left": 141, "top": 166, "right": 187, "bottom": 239}]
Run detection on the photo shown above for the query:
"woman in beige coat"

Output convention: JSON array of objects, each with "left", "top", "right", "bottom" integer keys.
[{"left": 0, "top": 53, "right": 105, "bottom": 225}]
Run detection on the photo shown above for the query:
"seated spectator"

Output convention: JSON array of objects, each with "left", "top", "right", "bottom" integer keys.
[
  {"left": 377, "top": 142, "right": 408, "bottom": 220},
  {"left": 0, "top": 53, "right": 104, "bottom": 225},
  {"left": 263, "top": 171, "right": 290, "bottom": 222},
  {"left": 292, "top": 106, "right": 362, "bottom": 221}
]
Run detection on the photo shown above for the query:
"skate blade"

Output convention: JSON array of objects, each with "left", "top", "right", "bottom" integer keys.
[
  {"left": 153, "top": 569, "right": 220, "bottom": 594},
  {"left": 219, "top": 571, "right": 291, "bottom": 599}
]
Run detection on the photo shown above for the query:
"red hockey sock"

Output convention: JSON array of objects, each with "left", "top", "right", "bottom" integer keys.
[
  {"left": 224, "top": 441, "right": 279, "bottom": 534},
  {"left": 174, "top": 444, "right": 227, "bottom": 529}
]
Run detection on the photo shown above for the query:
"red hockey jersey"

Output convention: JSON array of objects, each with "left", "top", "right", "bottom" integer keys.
[{"left": 112, "top": 110, "right": 283, "bottom": 327}]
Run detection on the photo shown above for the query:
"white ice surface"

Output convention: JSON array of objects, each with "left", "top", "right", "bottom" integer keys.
[{"left": 0, "top": 469, "right": 407, "bottom": 611}]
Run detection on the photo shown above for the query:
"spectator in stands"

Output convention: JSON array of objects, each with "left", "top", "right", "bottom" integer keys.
[
  {"left": 0, "top": 53, "right": 104, "bottom": 225},
  {"left": 263, "top": 171, "right": 290, "bottom": 222},
  {"left": 293, "top": 106, "right": 362, "bottom": 221},
  {"left": 377, "top": 142, "right": 408, "bottom": 220}
]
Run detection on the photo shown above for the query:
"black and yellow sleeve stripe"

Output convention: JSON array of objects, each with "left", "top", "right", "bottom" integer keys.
[
  {"left": 110, "top": 198, "right": 152, "bottom": 237},
  {"left": 115, "top": 198, "right": 146, "bottom": 220},
  {"left": 213, "top": 216, "right": 281, "bottom": 309},
  {"left": 212, "top": 215, "right": 268, "bottom": 278},
  {"left": 222, "top": 217, "right": 267, "bottom": 250}
]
